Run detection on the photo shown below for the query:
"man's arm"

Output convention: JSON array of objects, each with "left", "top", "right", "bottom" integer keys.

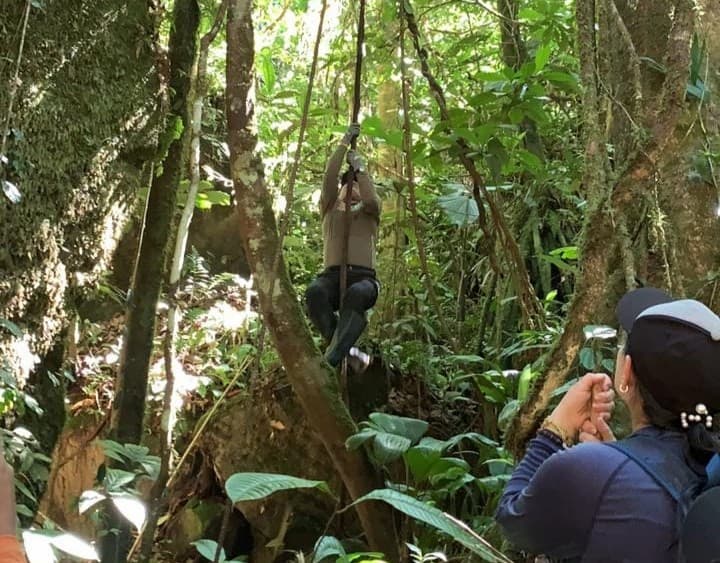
[
  {"left": 320, "top": 144, "right": 347, "bottom": 217},
  {"left": 356, "top": 171, "right": 381, "bottom": 219},
  {"left": 320, "top": 124, "right": 360, "bottom": 217},
  {"left": 347, "top": 151, "right": 381, "bottom": 219}
]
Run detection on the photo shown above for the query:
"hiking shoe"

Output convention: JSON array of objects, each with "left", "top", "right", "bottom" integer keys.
[{"left": 347, "top": 347, "right": 371, "bottom": 373}]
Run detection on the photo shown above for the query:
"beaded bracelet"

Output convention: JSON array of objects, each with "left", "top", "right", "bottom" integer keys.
[{"left": 540, "top": 417, "right": 575, "bottom": 447}]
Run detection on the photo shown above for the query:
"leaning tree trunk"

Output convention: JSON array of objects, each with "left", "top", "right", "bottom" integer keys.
[
  {"left": 103, "top": 1, "right": 199, "bottom": 561},
  {"left": 507, "top": 0, "right": 720, "bottom": 455},
  {"left": 225, "top": 1, "right": 398, "bottom": 559}
]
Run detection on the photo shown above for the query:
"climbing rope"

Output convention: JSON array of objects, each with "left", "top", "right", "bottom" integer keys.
[{"left": 340, "top": 0, "right": 366, "bottom": 303}]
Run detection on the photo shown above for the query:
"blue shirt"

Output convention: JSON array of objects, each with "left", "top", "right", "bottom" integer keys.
[{"left": 496, "top": 428, "right": 701, "bottom": 562}]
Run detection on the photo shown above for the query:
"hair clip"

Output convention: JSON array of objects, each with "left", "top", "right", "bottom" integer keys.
[{"left": 681, "top": 404, "right": 713, "bottom": 429}]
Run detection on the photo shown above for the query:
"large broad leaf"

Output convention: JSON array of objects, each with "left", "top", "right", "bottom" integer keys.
[
  {"left": 111, "top": 494, "right": 147, "bottom": 530},
  {"left": 0, "top": 319, "right": 23, "bottom": 337},
  {"left": 225, "top": 472, "right": 331, "bottom": 503},
  {"left": 50, "top": 533, "right": 100, "bottom": 561},
  {"left": 498, "top": 400, "right": 520, "bottom": 432},
  {"left": 312, "top": 535, "right": 346, "bottom": 562},
  {"left": 404, "top": 445, "right": 443, "bottom": 483},
  {"left": 78, "top": 490, "right": 106, "bottom": 514},
  {"left": 372, "top": 432, "right": 412, "bottom": 465},
  {"left": 193, "top": 539, "right": 226, "bottom": 562},
  {"left": 438, "top": 186, "right": 478, "bottom": 226},
  {"left": 516, "top": 365, "right": 538, "bottom": 402},
  {"left": 345, "top": 427, "right": 377, "bottom": 451},
  {"left": 23, "top": 531, "right": 57, "bottom": 563},
  {"left": 534, "top": 42, "right": 552, "bottom": 71},
  {"left": 368, "top": 413, "right": 428, "bottom": 444},
  {"left": 99, "top": 440, "right": 130, "bottom": 463},
  {"left": 104, "top": 468, "right": 137, "bottom": 491},
  {"left": 352, "top": 489, "right": 511, "bottom": 563}
]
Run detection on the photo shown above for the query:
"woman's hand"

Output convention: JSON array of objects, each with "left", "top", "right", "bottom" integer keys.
[
  {"left": 578, "top": 416, "right": 616, "bottom": 443},
  {"left": 546, "top": 373, "right": 614, "bottom": 444}
]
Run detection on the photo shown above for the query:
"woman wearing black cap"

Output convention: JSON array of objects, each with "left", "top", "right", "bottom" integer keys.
[{"left": 496, "top": 288, "right": 720, "bottom": 562}]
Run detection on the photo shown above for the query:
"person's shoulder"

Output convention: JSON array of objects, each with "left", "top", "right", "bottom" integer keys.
[{"left": 537, "top": 442, "right": 630, "bottom": 483}]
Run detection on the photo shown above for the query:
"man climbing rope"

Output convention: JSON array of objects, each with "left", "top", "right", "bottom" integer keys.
[{"left": 305, "top": 123, "right": 381, "bottom": 373}]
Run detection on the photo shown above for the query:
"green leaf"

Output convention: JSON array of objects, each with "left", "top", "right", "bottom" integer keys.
[
  {"left": 368, "top": 413, "right": 428, "bottom": 444},
  {"left": 99, "top": 440, "right": 129, "bottom": 462},
  {"left": 78, "top": 490, "right": 106, "bottom": 514},
  {"left": 372, "top": 432, "right": 412, "bottom": 465},
  {"left": 50, "top": 533, "right": 99, "bottom": 561},
  {"left": 16, "top": 504, "right": 33, "bottom": 518},
  {"left": 446, "top": 354, "right": 484, "bottom": 364},
  {"left": 535, "top": 43, "right": 552, "bottom": 71},
  {"left": 15, "top": 478, "right": 36, "bottom": 502},
  {"left": 405, "top": 445, "right": 442, "bottom": 483},
  {"left": 345, "top": 427, "right": 377, "bottom": 451},
  {"left": 193, "top": 539, "right": 226, "bottom": 562},
  {"left": 111, "top": 494, "right": 146, "bottom": 530},
  {"left": 22, "top": 530, "right": 57, "bottom": 563},
  {"left": 508, "top": 106, "right": 525, "bottom": 125},
  {"left": 639, "top": 56, "right": 666, "bottom": 74},
  {"left": 204, "top": 190, "right": 231, "bottom": 206},
  {"left": 516, "top": 149, "right": 544, "bottom": 174},
  {"left": 312, "top": 535, "right": 346, "bottom": 562},
  {"left": 104, "top": 468, "right": 137, "bottom": 491},
  {"left": 517, "top": 365, "right": 536, "bottom": 401},
  {"left": 686, "top": 81, "right": 708, "bottom": 101},
  {"left": 579, "top": 348, "right": 596, "bottom": 370},
  {"left": 583, "top": 325, "right": 616, "bottom": 340},
  {"left": 352, "top": 489, "right": 511, "bottom": 562},
  {"left": 225, "top": 472, "right": 331, "bottom": 503},
  {"left": 519, "top": 6, "right": 543, "bottom": 21},
  {"left": 438, "top": 187, "right": 478, "bottom": 226},
  {"left": 498, "top": 400, "right": 520, "bottom": 432},
  {"left": 0, "top": 319, "right": 23, "bottom": 338},
  {"left": 550, "top": 246, "right": 578, "bottom": 260},
  {"left": 259, "top": 49, "right": 276, "bottom": 93},
  {"left": 543, "top": 71, "right": 579, "bottom": 90}
]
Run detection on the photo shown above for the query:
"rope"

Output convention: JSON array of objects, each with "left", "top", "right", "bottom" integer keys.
[{"left": 340, "top": 0, "right": 366, "bottom": 302}]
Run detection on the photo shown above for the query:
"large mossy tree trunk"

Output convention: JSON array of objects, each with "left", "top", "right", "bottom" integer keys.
[
  {"left": 225, "top": 1, "right": 398, "bottom": 559},
  {"left": 0, "top": 0, "right": 159, "bottom": 512},
  {"left": 0, "top": 0, "right": 158, "bottom": 361},
  {"left": 508, "top": 0, "right": 720, "bottom": 454},
  {"left": 103, "top": 1, "right": 199, "bottom": 561}
]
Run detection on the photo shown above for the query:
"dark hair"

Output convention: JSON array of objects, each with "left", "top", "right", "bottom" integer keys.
[{"left": 636, "top": 378, "right": 720, "bottom": 463}]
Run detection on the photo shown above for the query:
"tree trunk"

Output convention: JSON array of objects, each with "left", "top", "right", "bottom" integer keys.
[
  {"left": 507, "top": 0, "right": 711, "bottom": 455},
  {"left": 225, "top": 1, "right": 398, "bottom": 559},
  {"left": 0, "top": 0, "right": 158, "bottom": 381},
  {"left": 104, "top": 1, "right": 199, "bottom": 561}
]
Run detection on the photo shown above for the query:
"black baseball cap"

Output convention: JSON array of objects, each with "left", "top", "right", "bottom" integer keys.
[{"left": 616, "top": 288, "right": 720, "bottom": 414}]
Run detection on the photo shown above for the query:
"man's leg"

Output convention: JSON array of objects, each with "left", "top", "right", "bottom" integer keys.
[
  {"left": 305, "top": 273, "right": 340, "bottom": 342},
  {"left": 325, "top": 278, "right": 378, "bottom": 367}
]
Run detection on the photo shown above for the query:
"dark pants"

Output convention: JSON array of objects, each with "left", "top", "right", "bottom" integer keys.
[{"left": 305, "top": 265, "right": 379, "bottom": 343}]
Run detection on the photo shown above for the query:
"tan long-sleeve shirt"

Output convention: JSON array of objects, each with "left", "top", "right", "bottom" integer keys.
[{"left": 320, "top": 145, "right": 381, "bottom": 269}]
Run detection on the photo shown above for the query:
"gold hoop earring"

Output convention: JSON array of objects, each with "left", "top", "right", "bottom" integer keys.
[{"left": 619, "top": 383, "right": 629, "bottom": 394}]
